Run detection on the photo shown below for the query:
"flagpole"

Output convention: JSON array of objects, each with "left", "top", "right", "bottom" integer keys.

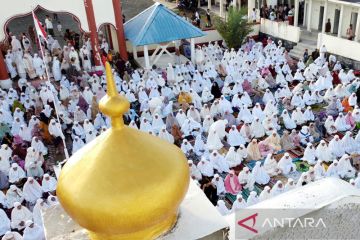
[{"left": 32, "top": 10, "right": 70, "bottom": 162}]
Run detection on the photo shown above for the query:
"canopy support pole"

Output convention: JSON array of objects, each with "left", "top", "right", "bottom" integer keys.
[
  {"left": 191, "top": 38, "right": 195, "bottom": 64},
  {"left": 133, "top": 45, "right": 138, "bottom": 60},
  {"left": 144, "top": 45, "right": 150, "bottom": 69},
  {"left": 151, "top": 45, "right": 161, "bottom": 61}
]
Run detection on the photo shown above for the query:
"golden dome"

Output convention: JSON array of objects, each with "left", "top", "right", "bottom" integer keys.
[{"left": 57, "top": 62, "right": 190, "bottom": 240}]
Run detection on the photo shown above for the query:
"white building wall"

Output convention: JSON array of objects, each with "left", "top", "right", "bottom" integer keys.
[
  {"left": 92, "top": 0, "right": 116, "bottom": 31},
  {"left": 260, "top": 18, "right": 301, "bottom": 42},
  {"left": 110, "top": 27, "right": 119, "bottom": 53},
  {"left": 0, "top": 0, "right": 118, "bottom": 43},
  {"left": 310, "top": 0, "right": 321, "bottom": 30},
  {"left": 326, "top": 4, "right": 337, "bottom": 32},
  {"left": 318, "top": 33, "right": 360, "bottom": 61},
  {"left": 268, "top": 0, "right": 278, "bottom": 7},
  {"left": 309, "top": 0, "right": 360, "bottom": 36},
  {"left": 0, "top": 0, "right": 87, "bottom": 42},
  {"left": 340, "top": 5, "right": 359, "bottom": 37}
]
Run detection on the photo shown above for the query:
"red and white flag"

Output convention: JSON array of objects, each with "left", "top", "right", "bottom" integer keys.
[{"left": 32, "top": 11, "right": 47, "bottom": 42}]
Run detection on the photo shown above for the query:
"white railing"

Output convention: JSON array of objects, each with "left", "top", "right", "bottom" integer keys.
[
  {"left": 260, "top": 18, "right": 301, "bottom": 43},
  {"left": 317, "top": 33, "right": 360, "bottom": 61}
]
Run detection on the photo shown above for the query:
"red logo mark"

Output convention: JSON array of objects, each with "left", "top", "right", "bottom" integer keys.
[{"left": 237, "top": 213, "right": 258, "bottom": 233}]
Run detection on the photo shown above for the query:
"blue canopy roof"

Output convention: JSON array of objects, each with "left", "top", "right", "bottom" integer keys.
[{"left": 124, "top": 3, "right": 206, "bottom": 46}]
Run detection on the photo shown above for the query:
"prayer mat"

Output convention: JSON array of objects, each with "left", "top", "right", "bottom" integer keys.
[
  {"left": 225, "top": 193, "right": 237, "bottom": 203},
  {"left": 241, "top": 185, "right": 263, "bottom": 200},
  {"left": 311, "top": 104, "right": 326, "bottom": 112},
  {"left": 273, "top": 152, "right": 285, "bottom": 162},
  {"left": 295, "top": 161, "right": 311, "bottom": 172},
  {"left": 288, "top": 147, "right": 304, "bottom": 159}
]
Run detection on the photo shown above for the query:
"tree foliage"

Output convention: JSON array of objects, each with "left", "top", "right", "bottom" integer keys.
[{"left": 215, "top": 7, "right": 252, "bottom": 49}]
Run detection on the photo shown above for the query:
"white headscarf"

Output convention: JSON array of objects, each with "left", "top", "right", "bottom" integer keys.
[
  {"left": 10, "top": 202, "right": 32, "bottom": 230},
  {"left": 231, "top": 194, "right": 247, "bottom": 212},
  {"left": 158, "top": 126, "right": 174, "bottom": 144},
  {"left": 329, "top": 135, "right": 345, "bottom": 158},
  {"left": 216, "top": 200, "right": 230, "bottom": 215},
  {"left": 284, "top": 178, "right": 295, "bottom": 191},
  {"left": 246, "top": 191, "right": 259, "bottom": 206},
  {"left": 209, "top": 150, "right": 229, "bottom": 173},
  {"left": 197, "top": 158, "right": 214, "bottom": 177},
  {"left": 23, "top": 220, "right": 45, "bottom": 240},
  {"left": 302, "top": 143, "right": 316, "bottom": 165},
  {"left": 270, "top": 181, "right": 284, "bottom": 197},
  {"left": 252, "top": 162, "right": 270, "bottom": 185},
  {"left": 48, "top": 119, "right": 64, "bottom": 138},
  {"left": 211, "top": 174, "right": 226, "bottom": 195},
  {"left": 180, "top": 139, "right": 193, "bottom": 154},
  {"left": 23, "top": 177, "right": 43, "bottom": 204},
  {"left": 259, "top": 186, "right": 272, "bottom": 201},
  {"left": 8, "top": 163, "right": 26, "bottom": 184},
  {"left": 31, "top": 137, "right": 48, "bottom": 155},
  {"left": 277, "top": 153, "right": 295, "bottom": 175},
  {"left": 2, "top": 231, "right": 23, "bottom": 240},
  {"left": 0, "top": 209, "right": 10, "bottom": 236},
  {"left": 188, "top": 160, "right": 202, "bottom": 180},
  {"left": 227, "top": 125, "right": 245, "bottom": 147},
  {"left": 32, "top": 199, "right": 48, "bottom": 227},
  {"left": 337, "top": 154, "right": 355, "bottom": 178},
  {"left": 5, "top": 185, "right": 24, "bottom": 209},
  {"left": 41, "top": 174, "right": 57, "bottom": 192}
]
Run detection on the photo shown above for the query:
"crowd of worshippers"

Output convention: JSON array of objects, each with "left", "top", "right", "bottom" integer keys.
[
  {"left": 5, "top": 29, "right": 122, "bottom": 86},
  {"left": 0, "top": 32, "right": 122, "bottom": 240},
  {"left": 1, "top": 24, "right": 360, "bottom": 239},
  {"left": 260, "top": 4, "right": 297, "bottom": 24}
]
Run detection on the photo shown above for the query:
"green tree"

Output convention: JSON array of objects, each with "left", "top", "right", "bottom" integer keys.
[{"left": 215, "top": 7, "right": 252, "bottom": 49}]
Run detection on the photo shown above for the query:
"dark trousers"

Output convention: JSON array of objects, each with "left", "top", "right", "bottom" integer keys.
[{"left": 48, "top": 28, "right": 54, "bottom": 36}]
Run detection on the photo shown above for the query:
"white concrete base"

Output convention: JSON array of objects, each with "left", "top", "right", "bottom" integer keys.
[
  {"left": 0, "top": 79, "right": 12, "bottom": 89},
  {"left": 43, "top": 180, "right": 229, "bottom": 240},
  {"left": 135, "top": 54, "right": 189, "bottom": 69}
]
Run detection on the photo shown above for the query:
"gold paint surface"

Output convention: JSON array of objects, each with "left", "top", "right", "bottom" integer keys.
[{"left": 57, "top": 62, "right": 190, "bottom": 239}]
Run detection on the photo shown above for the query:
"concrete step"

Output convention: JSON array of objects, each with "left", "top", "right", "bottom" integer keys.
[
  {"left": 290, "top": 48, "right": 305, "bottom": 55},
  {"left": 297, "top": 40, "right": 317, "bottom": 48},
  {"left": 289, "top": 53, "right": 302, "bottom": 60},
  {"left": 300, "top": 30, "right": 318, "bottom": 36},
  {"left": 291, "top": 47, "right": 315, "bottom": 53},
  {"left": 300, "top": 35, "right": 318, "bottom": 42}
]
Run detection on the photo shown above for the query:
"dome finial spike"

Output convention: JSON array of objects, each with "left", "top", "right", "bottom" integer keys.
[
  {"left": 105, "top": 62, "right": 118, "bottom": 97},
  {"left": 99, "top": 62, "right": 130, "bottom": 129}
]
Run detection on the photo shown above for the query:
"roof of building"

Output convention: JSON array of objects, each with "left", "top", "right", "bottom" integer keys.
[
  {"left": 340, "top": 0, "right": 360, "bottom": 3},
  {"left": 124, "top": 3, "right": 205, "bottom": 46}
]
